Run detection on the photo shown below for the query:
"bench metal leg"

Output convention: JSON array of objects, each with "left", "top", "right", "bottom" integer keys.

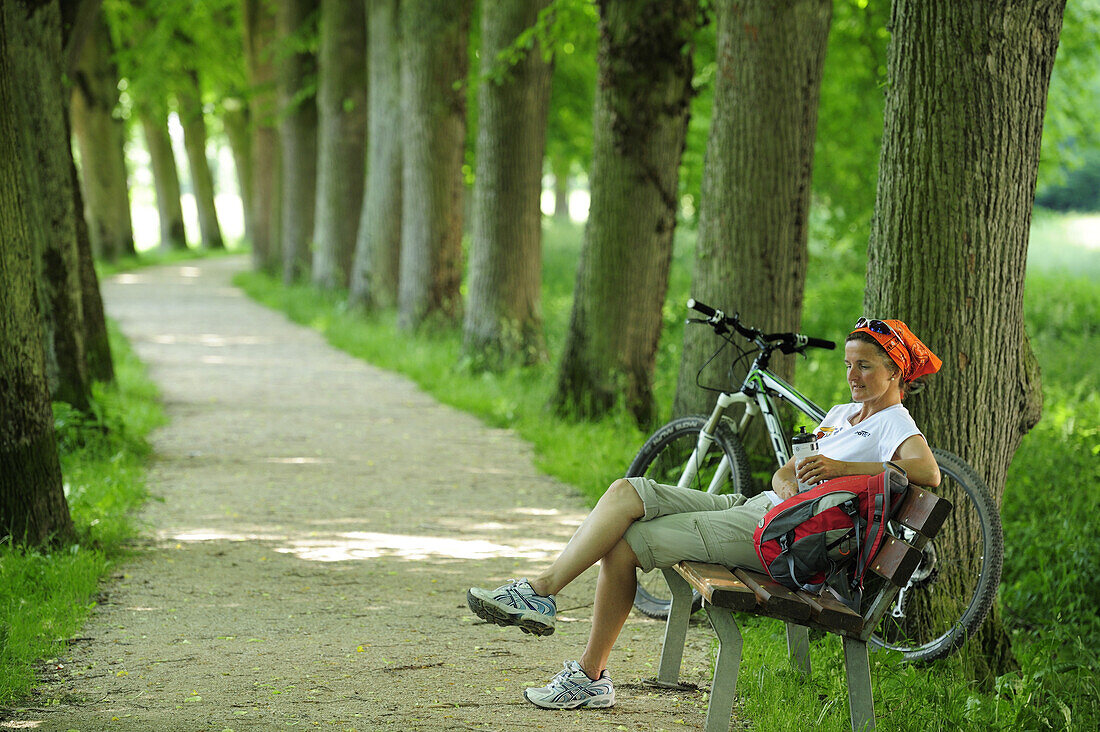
[
  {"left": 842, "top": 636, "right": 875, "bottom": 731},
  {"left": 655, "top": 568, "right": 694, "bottom": 686},
  {"left": 786, "top": 623, "right": 811, "bottom": 676},
  {"left": 703, "top": 603, "right": 743, "bottom": 732}
]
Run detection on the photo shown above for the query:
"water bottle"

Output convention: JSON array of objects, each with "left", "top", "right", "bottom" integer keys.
[{"left": 791, "top": 426, "right": 819, "bottom": 492}]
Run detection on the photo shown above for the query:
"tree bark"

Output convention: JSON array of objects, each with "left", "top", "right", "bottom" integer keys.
[
  {"left": 349, "top": 0, "right": 403, "bottom": 311},
  {"left": 139, "top": 106, "right": 189, "bottom": 251},
  {"left": 551, "top": 155, "right": 570, "bottom": 221},
  {"left": 72, "top": 150, "right": 114, "bottom": 385},
  {"left": 866, "top": 0, "right": 1064, "bottom": 677},
  {"left": 552, "top": 0, "right": 698, "bottom": 428},
  {"left": 69, "top": 10, "right": 134, "bottom": 261},
  {"left": 4, "top": 0, "right": 92, "bottom": 412},
  {"left": 311, "top": 0, "right": 367, "bottom": 291},
  {"left": 277, "top": 0, "right": 319, "bottom": 284},
  {"left": 222, "top": 101, "right": 254, "bottom": 247},
  {"left": 463, "top": 0, "right": 553, "bottom": 367},
  {"left": 0, "top": 8, "right": 76, "bottom": 547},
  {"left": 176, "top": 72, "right": 225, "bottom": 250},
  {"left": 672, "top": 0, "right": 831, "bottom": 422},
  {"left": 59, "top": 0, "right": 101, "bottom": 75},
  {"left": 243, "top": 0, "right": 280, "bottom": 271},
  {"left": 397, "top": 0, "right": 472, "bottom": 329}
]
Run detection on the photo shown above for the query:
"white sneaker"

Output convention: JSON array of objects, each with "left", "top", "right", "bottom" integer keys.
[
  {"left": 524, "top": 660, "right": 615, "bottom": 709},
  {"left": 466, "top": 579, "right": 556, "bottom": 636}
]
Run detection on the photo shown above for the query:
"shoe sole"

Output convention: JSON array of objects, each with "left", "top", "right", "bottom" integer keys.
[
  {"left": 523, "top": 689, "right": 615, "bottom": 709},
  {"left": 466, "top": 590, "right": 555, "bottom": 637}
]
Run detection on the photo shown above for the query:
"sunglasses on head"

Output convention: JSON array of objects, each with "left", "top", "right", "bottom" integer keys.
[{"left": 854, "top": 317, "right": 899, "bottom": 338}]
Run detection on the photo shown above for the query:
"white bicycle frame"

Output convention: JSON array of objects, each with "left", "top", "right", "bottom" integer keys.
[{"left": 676, "top": 367, "right": 828, "bottom": 494}]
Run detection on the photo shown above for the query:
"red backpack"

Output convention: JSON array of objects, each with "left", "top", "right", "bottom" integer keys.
[{"left": 753, "top": 464, "right": 909, "bottom": 592}]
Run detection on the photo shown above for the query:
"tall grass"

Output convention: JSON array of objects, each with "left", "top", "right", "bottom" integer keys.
[
  {"left": 0, "top": 325, "right": 164, "bottom": 702},
  {"left": 237, "top": 211, "right": 1099, "bottom": 730}
]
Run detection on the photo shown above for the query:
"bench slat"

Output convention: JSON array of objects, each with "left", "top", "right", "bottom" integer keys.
[
  {"left": 894, "top": 488, "right": 952, "bottom": 540},
  {"left": 797, "top": 588, "right": 863, "bottom": 635},
  {"left": 733, "top": 569, "right": 811, "bottom": 622},
  {"left": 675, "top": 562, "right": 757, "bottom": 611},
  {"left": 868, "top": 535, "right": 923, "bottom": 587}
]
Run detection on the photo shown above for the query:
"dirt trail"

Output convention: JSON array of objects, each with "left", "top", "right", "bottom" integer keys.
[{"left": 4, "top": 257, "right": 722, "bottom": 731}]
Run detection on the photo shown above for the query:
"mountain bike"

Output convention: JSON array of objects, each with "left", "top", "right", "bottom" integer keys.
[{"left": 627, "top": 299, "right": 1002, "bottom": 664}]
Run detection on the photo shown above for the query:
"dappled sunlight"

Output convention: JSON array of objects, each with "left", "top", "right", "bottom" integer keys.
[
  {"left": 162, "top": 526, "right": 563, "bottom": 564},
  {"left": 170, "top": 529, "right": 286, "bottom": 542},
  {"left": 263, "top": 456, "right": 333, "bottom": 465},
  {"left": 276, "top": 531, "right": 560, "bottom": 563},
  {"left": 149, "top": 333, "right": 273, "bottom": 346}
]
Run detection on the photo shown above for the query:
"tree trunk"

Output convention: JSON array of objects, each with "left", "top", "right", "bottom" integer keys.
[
  {"left": 243, "top": 0, "right": 280, "bottom": 271},
  {"left": 277, "top": 0, "right": 319, "bottom": 284},
  {"left": 222, "top": 101, "right": 254, "bottom": 248},
  {"left": 5, "top": 0, "right": 92, "bottom": 412},
  {"left": 59, "top": 0, "right": 101, "bottom": 75},
  {"left": 311, "top": 0, "right": 367, "bottom": 291},
  {"left": 177, "top": 72, "right": 225, "bottom": 250},
  {"left": 866, "top": 0, "right": 1064, "bottom": 678},
  {"left": 349, "top": 0, "right": 403, "bottom": 311},
  {"left": 140, "top": 106, "right": 189, "bottom": 251},
  {"left": 72, "top": 153, "right": 114, "bottom": 385},
  {"left": 672, "top": 0, "right": 831, "bottom": 424},
  {"left": 69, "top": 10, "right": 134, "bottom": 261},
  {"left": 0, "top": 8, "right": 76, "bottom": 547},
  {"left": 552, "top": 155, "right": 570, "bottom": 221},
  {"left": 552, "top": 0, "right": 698, "bottom": 428},
  {"left": 397, "top": 0, "right": 471, "bottom": 329},
  {"left": 463, "top": 0, "right": 552, "bottom": 367}
]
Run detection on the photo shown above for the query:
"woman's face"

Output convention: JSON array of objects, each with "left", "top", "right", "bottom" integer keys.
[{"left": 844, "top": 340, "right": 900, "bottom": 406}]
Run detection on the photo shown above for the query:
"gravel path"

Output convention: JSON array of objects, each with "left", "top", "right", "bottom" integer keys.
[{"left": 5, "top": 257, "right": 721, "bottom": 731}]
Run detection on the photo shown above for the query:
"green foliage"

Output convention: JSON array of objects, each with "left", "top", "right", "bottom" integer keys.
[
  {"left": 105, "top": 0, "right": 248, "bottom": 120},
  {"left": 1037, "top": 0, "right": 1100, "bottom": 192},
  {"left": 0, "top": 325, "right": 163, "bottom": 703},
  {"left": 543, "top": 0, "right": 600, "bottom": 187},
  {"left": 812, "top": 0, "right": 891, "bottom": 244}
]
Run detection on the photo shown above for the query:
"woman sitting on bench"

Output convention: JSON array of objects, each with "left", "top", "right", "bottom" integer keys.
[{"left": 466, "top": 318, "right": 942, "bottom": 710}]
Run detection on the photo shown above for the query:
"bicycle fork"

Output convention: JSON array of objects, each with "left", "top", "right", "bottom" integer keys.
[{"left": 678, "top": 392, "right": 760, "bottom": 494}]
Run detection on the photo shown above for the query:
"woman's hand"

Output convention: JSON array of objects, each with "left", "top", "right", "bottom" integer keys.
[{"left": 796, "top": 454, "right": 850, "bottom": 486}]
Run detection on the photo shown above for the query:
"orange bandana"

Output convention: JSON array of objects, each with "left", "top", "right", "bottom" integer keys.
[{"left": 851, "top": 319, "right": 942, "bottom": 382}]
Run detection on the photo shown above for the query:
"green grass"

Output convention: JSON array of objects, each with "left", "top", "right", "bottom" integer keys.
[
  {"left": 0, "top": 324, "right": 164, "bottom": 703},
  {"left": 236, "top": 209, "right": 1100, "bottom": 730}
]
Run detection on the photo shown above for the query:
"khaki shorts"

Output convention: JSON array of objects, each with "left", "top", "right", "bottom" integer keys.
[{"left": 623, "top": 477, "right": 772, "bottom": 573}]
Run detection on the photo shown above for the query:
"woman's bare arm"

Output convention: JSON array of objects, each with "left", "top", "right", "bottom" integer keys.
[{"left": 795, "top": 434, "right": 941, "bottom": 487}]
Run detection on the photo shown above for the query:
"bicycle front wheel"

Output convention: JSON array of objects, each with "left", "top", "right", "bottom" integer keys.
[
  {"left": 627, "top": 416, "right": 752, "bottom": 620},
  {"left": 869, "top": 448, "right": 1003, "bottom": 663}
]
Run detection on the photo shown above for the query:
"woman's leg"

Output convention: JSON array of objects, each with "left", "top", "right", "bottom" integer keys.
[
  {"left": 579, "top": 537, "right": 640, "bottom": 679},
  {"left": 529, "top": 479, "right": 644, "bottom": 597}
]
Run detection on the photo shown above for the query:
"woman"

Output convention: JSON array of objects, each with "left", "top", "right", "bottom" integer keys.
[{"left": 466, "top": 317, "right": 943, "bottom": 710}]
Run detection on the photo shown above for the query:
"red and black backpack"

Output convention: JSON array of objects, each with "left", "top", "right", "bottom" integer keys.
[{"left": 753, "top": 463, "right": 909, "bottom": 593}]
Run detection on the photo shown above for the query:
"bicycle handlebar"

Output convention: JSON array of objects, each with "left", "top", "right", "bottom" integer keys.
[{"left": 686, "top": 298, "right": 836, "bottom": 353}]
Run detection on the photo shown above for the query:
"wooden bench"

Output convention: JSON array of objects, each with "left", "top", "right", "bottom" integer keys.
[{"left": 649, "top": 472, "right": 952, "bottom": 731}]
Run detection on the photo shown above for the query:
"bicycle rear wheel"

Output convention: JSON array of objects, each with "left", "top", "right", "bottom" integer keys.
[
  {"left": 869, "top": 448, "right": 1003, "bottom": 663},
  {"left": 627, "top": 416, "right": 752, "bottom": 619}
]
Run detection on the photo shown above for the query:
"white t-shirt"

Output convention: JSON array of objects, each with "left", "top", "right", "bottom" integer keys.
[{"left": 814, "top": 402, "right": 923, "bottom": 463}]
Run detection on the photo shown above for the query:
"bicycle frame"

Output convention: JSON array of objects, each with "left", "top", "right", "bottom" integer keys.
[{"left": 677, "top": 365, "right": 828, "bottom": 494}]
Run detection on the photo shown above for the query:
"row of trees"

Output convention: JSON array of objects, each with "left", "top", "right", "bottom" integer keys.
[{"left": 0, "top": 0, "right": 1074, "bottom": 671}]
